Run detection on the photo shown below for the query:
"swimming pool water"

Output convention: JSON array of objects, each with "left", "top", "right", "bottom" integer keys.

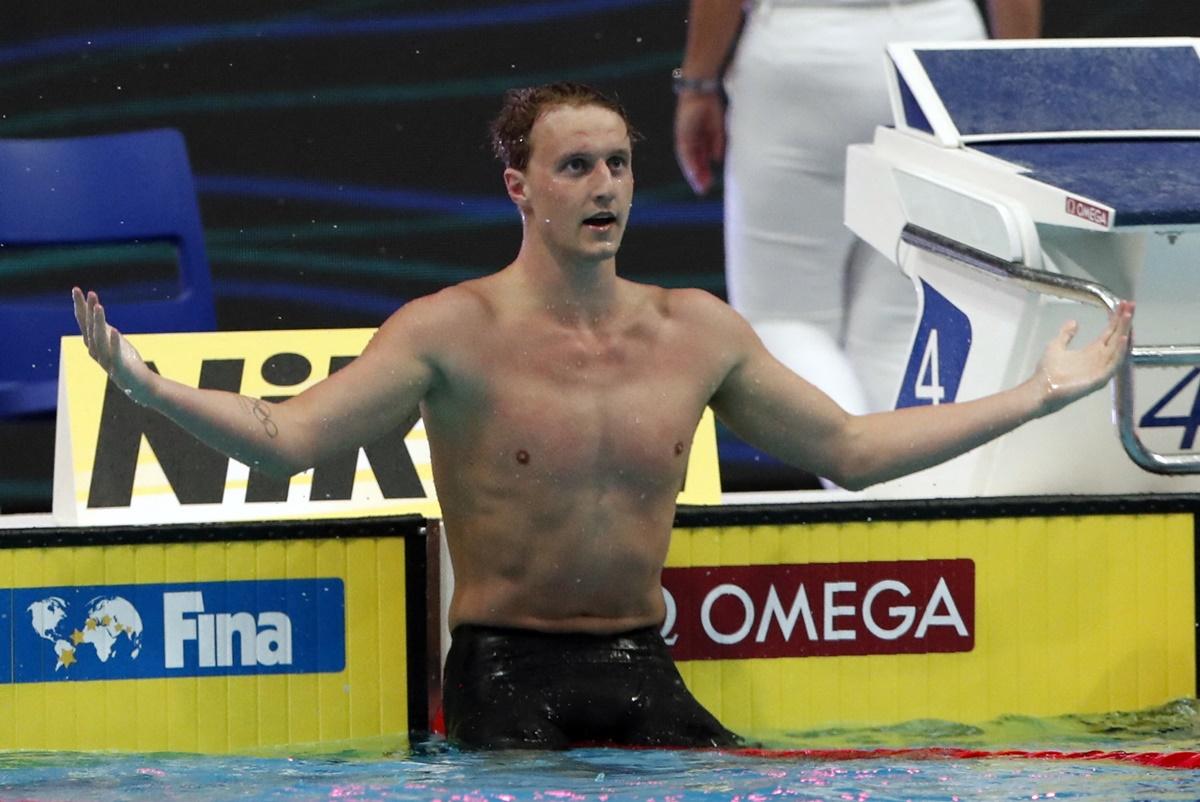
[
  {"left": 5, "top": 699, "right": 1200, "bottom": 802},
  {"left": 5, "top": 746, "right": 1200, "bottom": 802}
]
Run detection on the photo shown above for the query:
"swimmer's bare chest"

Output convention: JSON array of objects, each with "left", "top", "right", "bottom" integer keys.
[
  {"left": 431, "top": 331, "right": 707, "bottom": 629},
  {"left": 428, "top": 316, "right": 710, "bottom": 500},
  {"left": 420, "top": 291, "right": 728, "bottom": 630}
]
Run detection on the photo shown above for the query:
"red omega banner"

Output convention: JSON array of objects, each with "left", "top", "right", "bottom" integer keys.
[{"left": 661, "top": 560, "right": 975, "bottom": 660}]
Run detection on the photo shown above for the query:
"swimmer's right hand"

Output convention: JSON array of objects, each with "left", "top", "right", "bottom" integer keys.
[{"left": 71, "top": 287, "right": 155, "bottom": 405}]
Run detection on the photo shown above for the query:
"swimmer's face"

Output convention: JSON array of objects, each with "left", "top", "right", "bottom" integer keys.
[{"left": 505, "top": 103, "right": 633, "bottom": 265}]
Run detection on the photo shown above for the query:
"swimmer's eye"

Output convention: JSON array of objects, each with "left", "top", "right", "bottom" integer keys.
[
  {"left": 606, "top": 155, "right": 628, "bottom": 172},
  {"left": 562, "top": 157, "right": 591, "bottom": 174}
]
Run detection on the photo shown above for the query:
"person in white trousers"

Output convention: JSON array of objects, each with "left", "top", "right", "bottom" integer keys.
[{"left": 674, "top": 0, "right": 1041, "bottom": 427}]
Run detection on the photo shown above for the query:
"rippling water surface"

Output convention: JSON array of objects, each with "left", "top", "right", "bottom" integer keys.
[{"left": 5, "top": 699, "right": 1200, "bottom": 802}]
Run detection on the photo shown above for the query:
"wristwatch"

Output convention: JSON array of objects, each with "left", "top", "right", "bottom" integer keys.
[{"left": 671, "top": 68, "right": 721, "bottom": 96}]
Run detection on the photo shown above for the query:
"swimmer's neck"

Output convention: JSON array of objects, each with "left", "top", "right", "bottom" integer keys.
[{"left": 505, "top": 248, "right": 623, "bottom": 324}]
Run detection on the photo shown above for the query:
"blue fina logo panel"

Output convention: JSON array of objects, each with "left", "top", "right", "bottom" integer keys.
[
  {"left": 896, "top": 280, "right": 972, "bottom": 409},
  {"left": 6, "top": 578, "right": 345, "bottom": 683}
]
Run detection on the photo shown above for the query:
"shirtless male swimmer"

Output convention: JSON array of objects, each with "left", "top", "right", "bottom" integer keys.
[{"left": 73, "top": 82, "right": 1133, "bottom": 750}]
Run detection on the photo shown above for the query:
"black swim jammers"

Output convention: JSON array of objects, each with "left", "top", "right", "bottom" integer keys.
[{"left": 442, "top": 624, "right": 742, "bottom": 750}]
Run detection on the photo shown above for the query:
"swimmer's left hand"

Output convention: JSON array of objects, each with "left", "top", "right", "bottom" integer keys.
[{"left": 1035, "top": 300, "right": 1134, "bottom": 415}]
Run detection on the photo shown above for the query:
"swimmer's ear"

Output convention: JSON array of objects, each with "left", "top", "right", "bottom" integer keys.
[{"left": 503, "top": 167, "right": 531, "bottom": 210}]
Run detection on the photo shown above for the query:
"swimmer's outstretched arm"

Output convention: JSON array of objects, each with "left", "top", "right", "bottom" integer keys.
[
  {"left": 71, "top": 287, "right": 438, "bottom": 477},
  {"left": 709, "top": 298, "right": 1134, "bottom": 490}
]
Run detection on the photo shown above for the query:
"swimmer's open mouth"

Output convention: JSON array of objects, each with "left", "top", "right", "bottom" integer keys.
[{"left": 583, "top": 212, "right": 617, "bottom": 228}]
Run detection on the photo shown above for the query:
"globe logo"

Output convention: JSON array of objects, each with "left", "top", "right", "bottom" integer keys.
[{"left": 27, "top": 595, "right": 144, "bottom": 671}]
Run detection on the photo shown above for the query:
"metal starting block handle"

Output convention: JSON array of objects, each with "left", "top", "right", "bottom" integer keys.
[{"left": 901, "top": 224, "right": 1200, "bottom": 475}]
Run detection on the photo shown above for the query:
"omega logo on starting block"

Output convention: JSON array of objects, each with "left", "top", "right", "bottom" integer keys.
[{"left": 1064, "top": 196, "right": 1110, "bottom": 228}]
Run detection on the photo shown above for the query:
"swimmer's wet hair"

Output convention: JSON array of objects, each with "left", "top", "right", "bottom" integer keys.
[{"left": 490, "top": 81, "right": 642, "bottom": 170}]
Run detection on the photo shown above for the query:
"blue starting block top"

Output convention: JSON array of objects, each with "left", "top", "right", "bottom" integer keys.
[
  {"left": 916, "top": 45, "right": 1200, "bottom": 138},
  {"left": 889, "top": 40, "right": 1200, "bottom": 143},
  {"left": 887, "top": 40, "right": 1200, "bottom": 227}
]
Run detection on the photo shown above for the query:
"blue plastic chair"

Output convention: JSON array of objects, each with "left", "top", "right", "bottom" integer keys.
[{"left": 0, "top": 128, "right": 216, "bottom": 416}]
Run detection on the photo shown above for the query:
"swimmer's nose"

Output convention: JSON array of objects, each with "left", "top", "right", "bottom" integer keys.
[
  {"left": 592, "top": 162, "right": 619, "bottom": 202},
  {"left": 593, "top": 181, "right": 615, "bottom": 206}
]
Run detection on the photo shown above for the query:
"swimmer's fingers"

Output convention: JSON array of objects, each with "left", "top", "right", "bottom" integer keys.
[
  {"left": 1057, "top": 319, "right": 1078, "bottom": 349},
  {"left": 71, "top": 287, "right": 89, "bottom": 339},
  {"left": 1102, "top": 300, "right": 1135, "bottom": 349},
  {"left": 1081, "top": 300, "right": 1134, "bottom": 377},
  {"left": 72, "top": 288, "right": 153, "bottom": 403},
  {"left": 72, "top": 287, "right": 102, "bottom": 356},
  {"left": 91, "top": 295, "right": 112, "bottom": 365}
]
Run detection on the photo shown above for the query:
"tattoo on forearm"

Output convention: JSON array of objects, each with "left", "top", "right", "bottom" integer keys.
[{"left": 238, "top": 397, "right": 279, "bottom": 438}]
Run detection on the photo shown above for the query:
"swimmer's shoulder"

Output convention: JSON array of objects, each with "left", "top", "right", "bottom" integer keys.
[
  {"left": 646, "top": 284, "right": 756, "bottom": 339},
  {"left": 634, "top": 285, "right": 762, "bottom": 376},
  {"left": 369, "top": 277, "right": 499, "bottom": 353}
]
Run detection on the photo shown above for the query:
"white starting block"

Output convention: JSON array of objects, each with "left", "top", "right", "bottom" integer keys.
[{"left": 846, "top": 38, "right": 1200, "bottom": 497}]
